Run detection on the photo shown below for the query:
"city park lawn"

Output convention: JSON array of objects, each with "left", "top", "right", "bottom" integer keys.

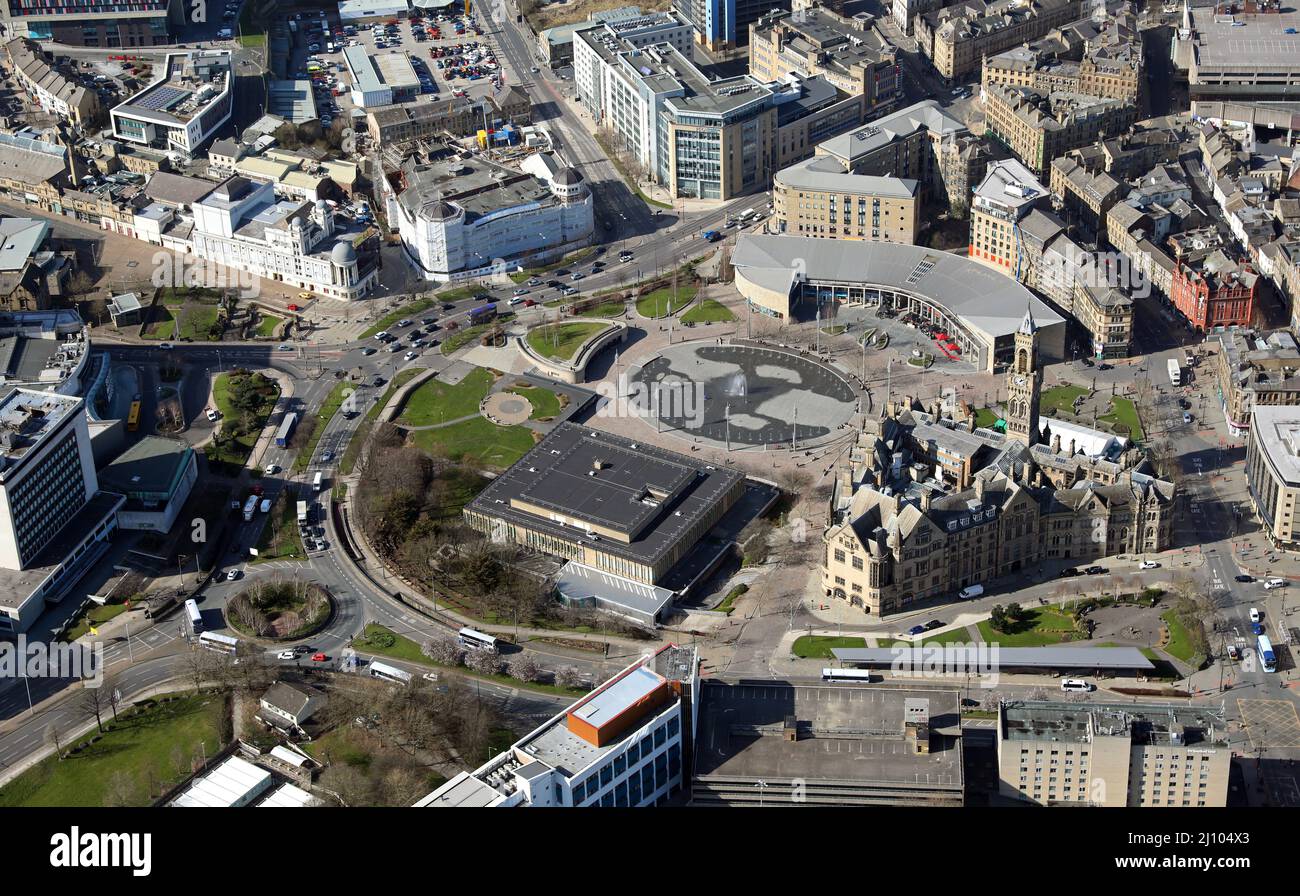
[
  {"left": 524, "top": 322, "right": 607, "bottom": 361},
  {"left": 410, "top": 417, "right": 537, "bottom": 470},
  {"left": 399, "top": 366, "right": 495, "bottom": 426}
]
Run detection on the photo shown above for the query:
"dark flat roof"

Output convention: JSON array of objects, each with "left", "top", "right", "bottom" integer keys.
[
  {"left": 99, "top": 435, "right": 193, "bottom": 496},
  {"left": 467, "top": 423, "right": 743, "bottom": 567},
  {"left": 832, "top": 646, "right": 1155, "bottom": 670}
]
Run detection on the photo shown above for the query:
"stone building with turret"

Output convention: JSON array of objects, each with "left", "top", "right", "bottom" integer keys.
[{"left": 820, "top": 314, "right": 1173, "bottom": 616}]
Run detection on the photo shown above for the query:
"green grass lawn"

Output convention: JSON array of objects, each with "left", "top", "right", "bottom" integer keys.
[
  {"left": 341, "top": 369, "right": 425, "bottom": 476},
  {"left": 61, "top": 602, "right": 128, "bottom": 642},
  {"left": 440, "top": 321, "right": 505, "bottom": 355},
  {"left": 399, "top": 366, "right": 494, "bottom": 426},
  {"left": 360, "top": 297, "right": 438, "bottom": 339},
  {"left": 974, "top": 406, "right": 1002, "bottom": 429},
  {"left": 410, "top": 417, "right": 536, "bottom": 470},
  {"left": 637, "top": 284, "right": 697, "bottom": 318},
  {"left": 176, "top": 303, "right": 220, "bottom": 341},
  {"left": 576, "top": 300, "right": 627, "bottom": 318},
  {"left": 354, "top": 625, "right": 587, "bottom": 697},
  {"left": 142, "top": 305, "right": 177, "bottom": 340},
  {"left": 1039, "top": 385, "right": 1089, "bottom": 417},
  {"left": 524, "top": 322, "right": 608, "bottom": 361},
  {"left": 210, "top": 372, "right": 279, "bottom": 471},
  {"left": 976, "top": 607, "right": 1080, "bottom": 647},
  {"left": 293, "top": 380, "right": 356, "bottom": 472},
  {"left": 1100, "top": 396, "right": 1145, "bottom": 441},
  {"left": 256, "top": 314, "right": 282, "bottom": 338},
  {"left": 507, "top": 384, "right": 562, "bottom": 420},
  {"left": 792, "top": 635, "right": 867, "bottom": 658},
  {"left": 0, "top": 694, "right": 227, "bottom": 807},
  {"left": 1160, "top": 610, "right": 1198, "bottom": 663},
  {"left": 253, "top": 493, "right": 306, "bottom": 563},
  {"left": 681, "top": 298, "right": 736, "bottom": 324}
]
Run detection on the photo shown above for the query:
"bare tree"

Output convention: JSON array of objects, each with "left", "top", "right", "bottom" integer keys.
[
  {"left": 103, "top": 770, "right": 137, "bottom": 807},
  {"left": 78, "top": 679, "right": 107, "bottom": 734},
  {"left": 509, "top": 655, "right": 541, "bottom": 683},
  {"left": 555, "top": 666, "right": 587, "bottom": 691},
  {"left": 422, "top": 635, "right": 463, "bottom": 667}
]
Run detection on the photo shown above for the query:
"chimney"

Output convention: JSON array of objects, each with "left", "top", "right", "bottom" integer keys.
[
  {"left": 1052, "top": 433, "right": 1062, "bottom": 452},
  {"left": 974, "top": 476, "right": 987, "bottom": 502},
  {"left": 920, "top": 489, "right": 933, "bottom": 512},
  {"left": 1069, "top": 438, "right": 1077, "bottom": 456}
]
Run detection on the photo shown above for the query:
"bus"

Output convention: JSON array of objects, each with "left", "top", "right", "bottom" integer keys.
[
  {"left": 185, "top": 599, "right": 203, "bottom": 633},
  {"left": 198, "top": 631, "right": 239, "bottom": 655},
  {"left": 1257, "top": 634, "right": 1277, "bottom": 673},
  {"left": 369, "top": 660, "right": 412, "bottom": 685},
  {"left": 312, "top": 471, "right": 323, "bottom": 492},
  {"left": 468, "top": 303, "right": 497, "bottom": 326},
  {"left": 275, "top": 412, "right": 298, "bottom": 448},
  {"left": 737, "top": 207, "right": 756, "bottom": 223},
  {"left": 126, "top": 400, "right": 141, "bottom": 432},
  {"left": 458, "top": 627, "right": 499, "bottom": 652},
  {"left": 821, "top": 668, "right": 876, "bottom": 682},
  {"left": 1167, "top": 358, "right": 1181, "bottom": 386}
]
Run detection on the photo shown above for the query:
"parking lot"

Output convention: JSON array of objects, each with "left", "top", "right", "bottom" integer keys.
[{"left": 287, "top": 8, "right": 502, "bottom": 132}]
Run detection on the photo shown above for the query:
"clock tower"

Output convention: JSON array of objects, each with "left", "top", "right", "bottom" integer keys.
[{"left": 1005, "top": 305, "right": 1041, "bottom": 445}]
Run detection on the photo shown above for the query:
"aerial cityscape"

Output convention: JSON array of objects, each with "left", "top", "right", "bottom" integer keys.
[{"left": 0, "top": 0, "right": 1295, "bottom": 838}]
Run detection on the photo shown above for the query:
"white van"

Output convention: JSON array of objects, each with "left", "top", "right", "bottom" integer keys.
[
  {"left": 1060, "top": 678, "right": 1093, "bottom": 692},
  {"left": 1249, "top": 607, "right": 1261, "bottom": 623},
  {"left": 1264, "top": 578, "right": 1287, "bottom": 590},
  {"left": 957, "top": 584, "right": 984, "bottom": 600}
]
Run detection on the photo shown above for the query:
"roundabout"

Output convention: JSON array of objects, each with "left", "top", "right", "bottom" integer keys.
[{"left": 628, "top": 342, "right": 859, "bottom": 449}]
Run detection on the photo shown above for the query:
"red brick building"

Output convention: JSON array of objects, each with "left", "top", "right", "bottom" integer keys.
[{"left": 1167, "top": 238, "right": 1258, "bottom": 332}]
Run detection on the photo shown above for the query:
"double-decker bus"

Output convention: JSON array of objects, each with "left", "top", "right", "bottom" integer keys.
[
  {"left": 127, "top": 400, "right": 141, "bottom": 432},
  {"left": 1257, "top": 634, "right": 1277, "bottom": 673},
  {"left": 369, "top": 660, "right": 412, "bottom": 685},
  {"left": 458, "top": 627, "right": 499, "bottom": 652},
  {"left": 468, "top": 303, "right": 497, "bottom": 326},
  {"left": 198, "top": 631, "right": 239, "bottom": 655},
  {"left": 184, "top": 599, "right": 203, "bottom": 634}
]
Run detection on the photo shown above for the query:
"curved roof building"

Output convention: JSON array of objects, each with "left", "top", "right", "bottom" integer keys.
[{"left": 732, "top": 233, "right": 1065, "bottom": 372}]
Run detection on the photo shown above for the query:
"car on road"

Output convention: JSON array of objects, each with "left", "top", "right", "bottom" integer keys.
[
  {"left": 523, "top": 299, "right": 536, "bottom": 307},
  {"left": 397, "top": 318, "right": 412, "bottom": 327},
  {"left": 1249, "top": 607, "right": 1261, "bottom": 623},
  {"left": 1060, "top": 678, "right": 1094, "bottom": 692},
  {"left": 1251, "top": 622, "right": 1265, "bottom": 635},
  {"left": 907, "top": 624, "right": 926, "bottom": 636},
  {"left": 311, "top": 652, "right": 328, "bottom": 662},
  {"left": 619, "top": 251, "right": 633, "bottom": 262},
  {"left": 250, "top": 484, "right": 264, "bottom": 496},
  {"left": 1178, "top": 398, "right": 1190, "bottom": 409},
  {"left": 442, "top": 302, "right": 456, "bottom": 311},
  {"left": 298, "top": 292, "right": 312, "bottom": 300},
  {"left": 404, "top": 350, "right": 419, "bottom": 360},
  {"left": 361, "top": 347, "right": 377, "bottom": 356},
  {"left": 526, "top": 277, "right": 542, "bottom": 286},
  {"left": 421, "top": 317, "right": 437, "bottom": 326},
  {"left": 924, "top": 619, "right": 944, "bottom": 630},
  {"left": 570, "top": 272, "right": 584, "bottom": 281},
  {"left": 1235, "top": 574, "right": 1254, "bottom": 583},
  {"left": 321, "top": 451, "right": 333, "bottom": 463},
  {"left": 388, "top": 343, "right": 403, "bottom": 352},
  {"left": 1138, "top": 560, "right": 1160, "bottom": 569},
  {"left": 1183, "top": 411, "right": 1193, "bottom": 425},
  {"left": 158, "top": 342, "right": 174, "bottom": 350},
  {"left": 508, "top": 296, "right": 525, "bottom": 306},
  {"left": 1084, "top": 565, "right": 1108, "bottom": 575},
  {"left": 1058, "top": 567, "right": 1080, "bottom": 577},
  {"left": 277, "top": 343, "right": 292, "bottom": 352},
  {"left": 374, "top": 331, "right": 389, "bottom": 340},
  {"left": 512, "top": 287, "right": 529, "bottom": 297},
  {"left": 206, "top": 408, "right": 221, "bottom": 422},
  {"left": 287, "top": 303, "right": 301, "bottom": 312},
  {"left": 277, "top": 650, "right": 297, "bottom": 660},
  {"left": 1227, "top": 644, "right": 1242, "bottom": 661},
  {"left": 1264, "top": 578, "right": 1287, "bottom": 590},
  {"left": 1098, "top": 363, "right": 1112, "bottom": 371},
  {"left": 264, "top": 464, "right": 278, "bottom": 475},
  {"left": 226, "top": 569, "right": 240, "bottom": 581},
  {"left": 422, "top": 670, "right": 440, "bottom": 682},
  {"left": 563, "top": 286, "right": 579, "bottom": 296}
]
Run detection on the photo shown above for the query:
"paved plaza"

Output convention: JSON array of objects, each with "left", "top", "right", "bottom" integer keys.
[{"left": 629, "top": 342, "right": 859, "bottom": 449}]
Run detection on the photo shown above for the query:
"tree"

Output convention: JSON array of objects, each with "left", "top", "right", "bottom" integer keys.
[
  {"left": 554, "top": 666, "right": 587, "bottom": 691},
  {"left": 78, "top": 679, "right": 107, "bottom": 734},
  {"left": 465, "top": 649, "right": 502, "bottom": 677},
  {"left": 103, "top": 771, "right": 137, "bottom": 807},
  {"left": 989, "top": 605, "right": 1007, "bottom": 633},
  {"left": 509, "top": 655, "right": 541, "bottom": 683},
  {"left": 422, "top": 635, "right": 463, "bottom": 667}
]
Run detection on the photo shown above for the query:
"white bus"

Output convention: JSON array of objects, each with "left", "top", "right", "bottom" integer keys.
[
  {"left": 369, "top": 660, "right": 412, "bottom": 685},
  {"left": 1167, "top": 358, "right": 1181, "bottom": 386},
  {"left": 312, "top": 472, "right": 323, "bottom": 492},
  {"left": 1257, "top": 634, "right": 1277, "bottom": 673},
  {"left": 737, "top": 207, "right": 756, "bottom": 222},
  {"left": 821, "top": 668, "right": 875, "bottom": 682},
  {"left": 185, "top": 599, "right": 203, "bottom": 633},
  {"left": 198, "top": 631, "right": 239, "bottom": 655},
  {"left": 458, "top": 627, "right": 499, "bottom": 652}
]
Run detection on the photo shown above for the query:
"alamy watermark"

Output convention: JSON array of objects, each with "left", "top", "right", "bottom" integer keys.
[
  {"left": 889, "top": 641, "right": 1001, "bottom": 688},
  {"left": 0, "top": 637, "right": 104, "bottom": 687},
  {"left": 151, "top": 251, "right": 261, "bottom": 299},
  {"left": 595, "top": 373, "right": 707, "bottom": 430}
]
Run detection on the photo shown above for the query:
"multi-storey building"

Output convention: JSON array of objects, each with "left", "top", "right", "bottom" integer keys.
[
  {"left": 980, "top": 7, "right": 1143, "bottom": 104},
  {"left": 1167, "top": 228, "right": 1259, "bottom": 333},
  {"left": 672, "top": 0, "right": 793, "bottom": 50},
  {"left": 772, "top": 154, "right": 919, "bottom": 243},
  {"left": 0, "top": 0, "right": 178, "bottom": 47},
  {"left": 575, "top": 23, "right": 865, "bottom": 199},
  {"left": 417, "top": 646, "right": 697, "bottom": 807},
  {"left": 3, "top": 38, "right": 100, "bottom": 126},
  {"left": 819, "top": 315, "right": 1172, "bottom": 616},
  {"left": 1211, "top": 329, "right": 1300, "bottom": 439},
  {"left": 916, "top": 0, "right": 1083, "bottom": 82},
  {"left": 816, "top": 99, "right": 995, "bottom": 214},
  {"left": 1049, "top": 156, "right": 1126, "bottom": 239},
  {"left": 380, "top": 147, "right": 594, "bottom": 283},
  {"left": 997, "top": 701, "right": 1230, "bottom": 807},
  {"left": 189, "top": 177, "right": 377, "bottom": 301},
  {"left": 749, "top": 4, "right": 901, "bottom": 117},
  {"left": 968, "top": 158, "right": 1050, "bottom": 278},
  {"left": 982, "top": 83, "right": 1137, "bottom": 176},
  {"left": 1247, "top": 403, "right": 1300, "bottom": 550},
  {"left": 109, "top": 50, "right": 232, "bottom": 161},
  {"left": 1173, "top": 6, "right": 1300, "bottom": 104},
  {"left": 0, "top": 390, "right": 123, "bottom": 634}
]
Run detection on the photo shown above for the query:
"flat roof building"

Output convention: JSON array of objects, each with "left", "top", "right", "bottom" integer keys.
[
  {"left": 464, "top": 423, "right": 746, "bottom": 586},
  {"left": 0, "top": 0, "right": 179, "bottom": 48},
  {"left": 110, "top": 50, "right": 233, "bottom": 160},
  {"left": 997, "top": 700, "right": 1230, "bottom": 807},
  {"left": 98, "top": 435, "right": 197, "bottom": 533},
  {"left": 1173, "top": 7, "right": 1300, "bottom": 103},
  {"left": 1246, "top": 403, "right": 1300, "bottom": 551},
  {"left": 417, "top": 645, "right": 697, "bottom": 807},
  {"left": 772, "top": 154, "right": 920, "bottom": 244},
  {"left": 692, "top": 679, "right": 964, "bottom": 805}
]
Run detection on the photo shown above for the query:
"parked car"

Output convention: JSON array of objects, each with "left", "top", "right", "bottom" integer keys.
[
  {"left": 311, "top": 652, "right": 328, "bottom": 662},
  {"left": 1138, "top": 560, "right": 1160, "bottom": 569},
  {"left": 264, "top": 464, "right": 278, "bottom": 475},
  {"left": 1058, "top": 567, "right": 1080, "bottom": 578},
  {"left": 1227, "top": 644, "right": 1241, "bottom": 661},
  {"left": 907, "top": 625, "right": 926, "bottom": 636},
  {"left": 206, "top": 408, "right": 221, "bottom": 422},
  {"left": 1084, "top": 565, "right": 1108, "bottom": 575},
  {"left": 226, "top": 569, "right": 240, "bottom": 581},
  {"left": 1235, "top": 574, "right": 1254, "bottom": 583},
  {"left": 924, "top": 619, "right": 944, "bottom": 630},
  {"left": 277, "top": 650, "right": 297, "bottom": 660}
]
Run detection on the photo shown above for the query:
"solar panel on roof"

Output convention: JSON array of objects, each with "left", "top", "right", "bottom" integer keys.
[{"left": 134, "top": 85, "right": 190, "bottom": 111}]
